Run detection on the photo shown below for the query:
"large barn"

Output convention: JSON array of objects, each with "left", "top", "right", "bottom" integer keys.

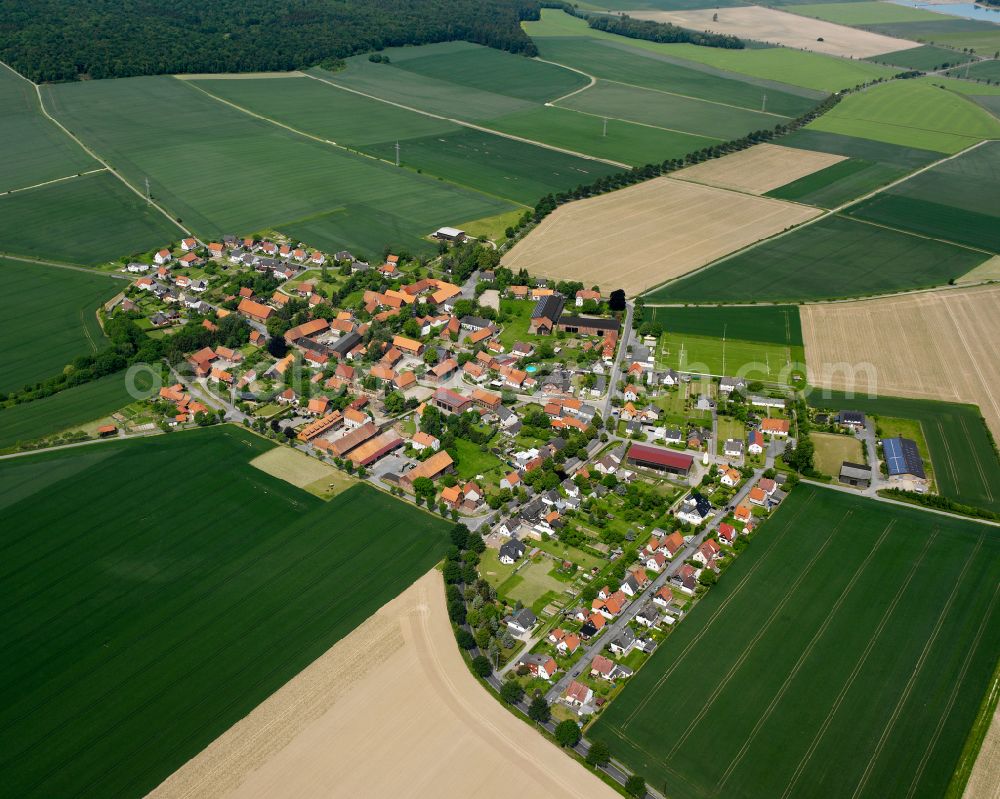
[
  {"left": 882, "top": 437, "right": 925, "bottom": 479},
  {"left": 626, "top": 443, "right": 694, "bottom": 476}
]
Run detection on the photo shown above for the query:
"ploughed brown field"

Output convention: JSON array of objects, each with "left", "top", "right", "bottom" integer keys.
[
  {"left": 502, "top": 176, "right": 820, "bottom": 296},
  {"left": 672, "top": 143, "right": 846, "bottom": 195},
  {"left": 630, "top": 6, "right": 920, "bottom": 58},
  {"left": 801, "top": 285, "right": 1000, "bottom": 440},
  {"left": 150, "top": 570, "right": 618, "bottom": 799}
]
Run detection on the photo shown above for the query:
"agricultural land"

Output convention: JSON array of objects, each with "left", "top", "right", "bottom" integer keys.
[
  {"left": 502, "top": 176, "right": 821, "bottom": 296},
  {"left": 672, "top": 142, "right": 847, "bottom": 194},
  {"left": 0, "top": 258, "right": 122, "bottom": 392},
  {"left": 0, "top": 427, "right": 450, "bottom": 798},
  {"left": 589, "top": 485, "right": 1000, "bottom": 799}
]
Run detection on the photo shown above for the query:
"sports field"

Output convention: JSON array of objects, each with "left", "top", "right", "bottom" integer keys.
[
  {"left": 0, "top": 427, "right": 450, "bottom": 798},
  {"left": 0, "top": 170, "right": 181, "bottom": 264},
  {"left": 808, "top": 80, "right": 1000, "bottom": 153},
  {"left": 802, "top": 285, "right": 1000, "bottom": 509},
  {"left": 770, "top": 128, "right": 942, "bottom": 207},
  {"left": 631, "top": 5, "right": 921, "bottom": 58},
  {"left": 502, "top": 177, "right": 820, "bottom": 296},
  {"left": 0, "top": 371, "right": 151, "bottom": 450},
  {"left": 525, "top": 9, "right": 898, "bottom": 93},
  {"left": 650, "top": 215, "right": 989, "bottom": 303},
  {"left": 0, "top": 259, "right": 121, "bottom": 392},
  {"left": 0, "top": 61, "right": 95, "bottom": 192},
  {"left": 647, "top": 304, "right": 804, "bottom": 346},
  {"left": 188, "top": 75, "right": 619, "bottom": 206},
  {"left": 845, "top": 140, "right": 1000, "bottom": 252},
  {"left": 42, "top": 75, "right": 512, "bottom": 257},
  {"left": 589, "top": 484, "right": 1000, "bottom": 799},
  {"left": 657, "top": 332, "right": 805, "bottom": 384}
]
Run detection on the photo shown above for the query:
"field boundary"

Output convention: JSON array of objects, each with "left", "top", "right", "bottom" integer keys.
[
  {"left": 0, "top": 59, "right": 191, "bottom": 238},
  {"left": 640, "top": 138, "right": 990, "bottom": 303},
  {"left": 303, "top": 70, "right": 630, "bottom": 169},
  {"left": 2, "top": 167, "right": 107, "bottom": 197},
  {"left": 536, "top": 57, "right": 596, "bottom": 105}
]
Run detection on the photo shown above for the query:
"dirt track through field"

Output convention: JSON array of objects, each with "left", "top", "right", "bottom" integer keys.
[
  {"left": 801, "top": 285, "right": 1000, "bottom": 440},
  {"left": 629, "top": 6, "right": 920, "bottom": 58},
  {"left": 501, "top": 176, "right": 819, "bottom": 296},
  {"left": 149, "top": 570, "right": 617, "bottom": 799},
  {"left": 673, "top": 143, "right": 846, "bottom": 195}
]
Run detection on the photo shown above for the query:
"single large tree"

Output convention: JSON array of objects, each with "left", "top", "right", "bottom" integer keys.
[{"left": 555, "top": 720, "right": 581, "bottom": 748}]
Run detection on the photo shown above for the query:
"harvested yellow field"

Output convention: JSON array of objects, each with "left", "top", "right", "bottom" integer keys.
[
  {"left": 151, "top": 570, "right": 617, "bottom": 799},
  {"left": 956, "top": 255, "right": 1000, "bottom": 285},
  {"left": 250, "top": 446, "right": 342, "bottom": 491},
  {"left": 802, "top": 285, "right": 1000, "bottom": 439},
  {"left": 630, "top": 6, "right": 920, "bottom": 58},
  {"left": 673, "top": 143, "right": 846, "bottom": 195},
  {"left": 964, "top": 701, "right": 1000, "bottom": 799},
  {"left": 502, "top": 176, "right": 820, "bottom": 296}
]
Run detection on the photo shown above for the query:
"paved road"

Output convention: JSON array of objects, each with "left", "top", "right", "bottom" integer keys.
[
  {"left": 545, "top": 467, "right": 764, "bottom": 702},
  {"left": 602, "top": 301, "right": 634, "bottom": 420}
]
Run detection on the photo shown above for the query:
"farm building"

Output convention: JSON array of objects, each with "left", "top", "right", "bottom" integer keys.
[
  {"left": 237, "top": 297, "right": 274, "bottom": 323},
  {"left": 348, "top": 431, "right": 404, "bottom": 467},
  {"left": 883, "top": 437, "right": 926, "bottom": 480},
  {"left": 626, "top": 443, "right": 694, "bottom": 476},
  {"left": 433, "top": 388, "right": 472, "bottom": 415},
  {"left": 529, "top": 294, "right": 565, "bottom": 334},
  {"left": 433, "top": 226, "right": 466, "bottom": 242},
  {"left": 556, "top": 315, "right": 620, "bottom": 336},
  {"left": 326, "top": 421, "right": 378, "bottom": 458},
  {"left": 401, "top": 451, "right": 455, "bottom": 489},
  {"left": 839, "top": 462, "right": 872, "bottom": 488}
]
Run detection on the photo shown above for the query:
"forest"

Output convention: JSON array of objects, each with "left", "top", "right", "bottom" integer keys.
[
  {"left": 588, "top": 13, "right": 744, "bottom": 49},
  {"left": 0, "top": 0, "right": 541, "bottom": 82}
]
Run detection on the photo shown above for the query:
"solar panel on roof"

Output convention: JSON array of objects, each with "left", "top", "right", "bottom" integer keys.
[{"left": 883, "top": 437, "right": 925, "bottom": 479}]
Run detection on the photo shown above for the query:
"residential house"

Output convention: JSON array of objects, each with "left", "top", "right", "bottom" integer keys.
[
  {"left": 518, "top": 654, "right": 558, "bottom": 681},
  {"left": 504, "top": 607, "right": 537, "bottom": 636},
  {"left": 499, "top": 538, "right": 526, "bottom": 565}
]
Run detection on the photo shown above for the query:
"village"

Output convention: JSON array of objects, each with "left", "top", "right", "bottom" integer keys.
[{"left": 90, "top": 229, "right": 940, "bottom": 732}]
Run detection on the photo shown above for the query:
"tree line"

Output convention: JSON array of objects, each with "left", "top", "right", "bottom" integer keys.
[
  {"left": 0, "top": 0, "right": 542, "bottom": 83},
  {"left": 588, "top": 13, "right": 744, "bottom": 50}
]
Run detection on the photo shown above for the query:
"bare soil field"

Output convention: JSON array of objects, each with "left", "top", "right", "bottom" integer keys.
[
  {"left": 502, "top": 176, "right": 820, "bottom": 296},
  {"left": 801, "top": 285, "right": 1000, "bottom": 439},
  {"left": 630, "top": 6, "right": 921, "bottom": 58},
  {"left": 150, "top": 570, "right": 617, "bottom": 799},
  {"left": 673, "top": 143, "right": 846, "bottom": 195},
  {"left": 250, "top": 446, "right": 346, "bottom": 493}
]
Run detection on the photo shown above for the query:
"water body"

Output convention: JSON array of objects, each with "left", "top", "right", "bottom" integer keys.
[{"left": 889, "top": 0, "right": 1000, "bottom": 23}]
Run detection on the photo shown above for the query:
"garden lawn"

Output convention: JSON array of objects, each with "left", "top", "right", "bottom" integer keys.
[
  {"left": 716, "top": 416, "right": 748, "bottom": 456},
  {"left": 808, "top": 80, "right": 1000, "bottom": 153},
  {"left": 450, "top": 437, "right": 505, "bottom": 482},
  {"left": 0, "top": 259, "right": 121, "bottom": 392},
  {"left": 649, "top": 215, "right": 989, "bottom": 303},
  {"left": 0, "top": 171, "right": 181, "bottom": 264},
  {"left": 808, "top": 391, "right": 1000, "bottom": 513},
  {"left": 498, "top": 557, "right": 565, "bottom": 611},
  {"left": 525, "top": 9, "right": 896, "bottom": 93},
  {"left": 0, "top": 61, "right": 96, "bottom": 192},
  {"left": 589, "top": 484, "right": 1000, "bottom": 799},
  {"left": 534, "top": 538, "right": 607, "bottom": 572},
  {"left": 42, "top": 75, "right": 512, "bottom": 258},
  {"left": 811, "top": 431, "right": 864, "bottom": 476},
  {"left": 188, "top": 76, "right": 618, "bottom": 206},
  {"left": 0, "top": 427, "right": 450, "bottom": 798}
]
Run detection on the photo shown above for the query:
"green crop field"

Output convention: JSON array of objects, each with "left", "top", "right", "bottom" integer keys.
[
  {"left": 557, "top": 80, "right": 786, "bottom": 141},
  {"left": 656, "top": 332, "right": 805, "bottom": 384},
  {"left": 0, "top": 62, "right": 96, "bottom": 192},
  {"left": 0, "top": 371, "right": 152, "bottom": 450},
  {"left": 0, "top": 427, "right": 450, "bottom": 798},
  {"left": 947, "top": 59, "right": 1000, "bottom": 81},
  {"left": 845, "top": 140, "right": 1000, "bottom": 251},
  {"left": 485, "top": 105, "right": 715, "bottom": 166},
  {"left": 809, "top": 80, "right": 1000, "bottom": 153},
  {"left": 918, "top": 74, "right": 1000, "bottom": 96},
  {"left": 189, "top": 76, "right": 618, "bottom": 206},
  {"left": 864, "top": 18, "right": 1000, "bottom": 54},
  {"left": 0, "top": 171, "right": 181, "bottom": 264},
  {"left": 531, "top": 33, "right": 820, "bottom": 116},
  {"left": 791, "top": 1, "right": 946, "bottom": 24},
  {"left": 771, "top": 128, "right": 941, "bottom": 205},
  {"left": 385, "top": 40, "right": 586, "bottom": 103},
  {"left": 808, "top": 391, "right": 1000, "bottom": 512},
  {"left": 524, "top": 9, "right": 897, "bottom": 93},
  {"left": 647, "top": 305, "right": 804, "bottom": 346},
  {"left": 868, "top": 44, "right": 975, "bottom": 70},
  {"left": 42, "top": 75, "right": 512, "bottom": 258},
  {"left": 0, "top": 259, "right": 121, "bottom": 393},
  {"left": 648, "top": 215, "right": 988, "bottom": 303},
  {"left": 589, "top": 484, "right": 1000, "bottom": 799}
]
